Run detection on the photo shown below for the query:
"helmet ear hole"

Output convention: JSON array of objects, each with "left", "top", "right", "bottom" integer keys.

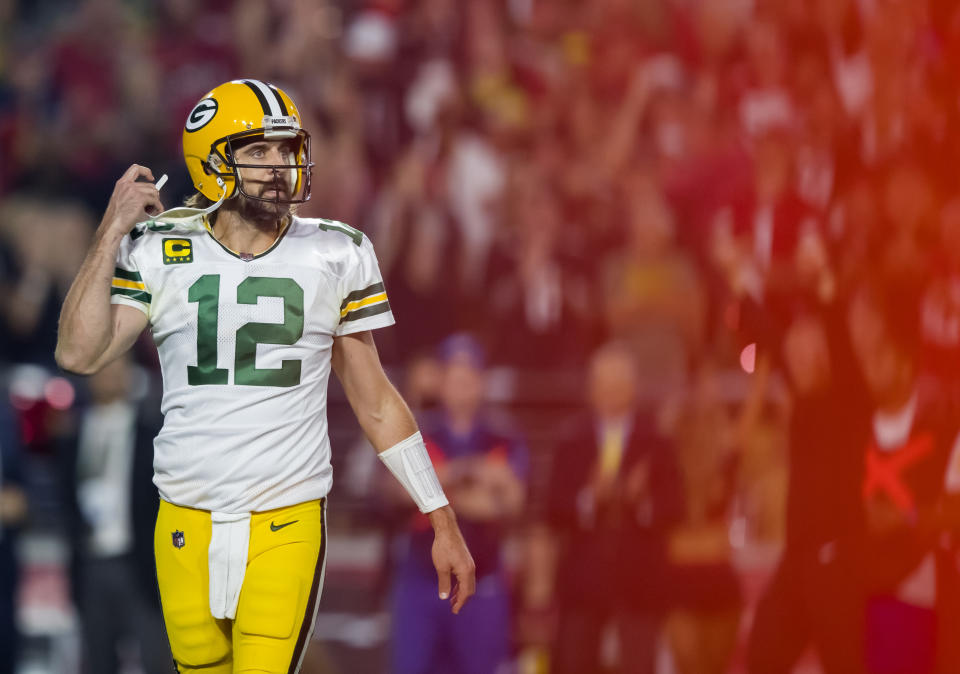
[{"left": 204, "top": 153, "right": 223, "bottom": 175}]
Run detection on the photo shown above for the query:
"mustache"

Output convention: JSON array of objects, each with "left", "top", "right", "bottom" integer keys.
[{"left": 249, "top": 179, "right": 290, "bottom": 199}]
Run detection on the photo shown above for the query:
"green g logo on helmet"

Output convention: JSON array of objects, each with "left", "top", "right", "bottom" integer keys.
[{"left": 185, "top": 98, "right": 218, "bottom": 132}]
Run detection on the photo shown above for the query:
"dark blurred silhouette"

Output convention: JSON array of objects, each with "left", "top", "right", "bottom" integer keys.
[
  {"left": 541, "top": 342, "right": 682, "bottom": 674},
  {"left": 847, "top": 282, "right": 960, "bottom": 674},
  {"left": 56, "top": 356, "right": 170, "bottom": 674},
  {"left": 0, "top": 199, "right": 91, "bottom": 368},
  {"left": 747, "top": 309, "right": 870, "bottom": 674},
  {"left": 0, "top": 396, "right": 27, "bottom": 674}
]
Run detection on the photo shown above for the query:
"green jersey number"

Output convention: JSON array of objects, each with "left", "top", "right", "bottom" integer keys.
[
  {"left": 186, "top": 275, "right": 228, "bottom": 385},
  {"left": 318, "top": 220, "right": 363, "bottom": 246},
  {"left": 187, "top": 275, "right": 304, "bottom": 387}
]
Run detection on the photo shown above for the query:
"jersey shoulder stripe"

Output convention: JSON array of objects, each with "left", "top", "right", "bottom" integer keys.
[
  {"left": 111, "top": 286, "right": 152, "bottom": 304},
  {"left": 340, "top": 282, "right": 385, "bottom": 310},
  {"left": 111, "top": 266, "right": 151, "bottom": 304},
  {"left": 339, "top": 281, "right": 390, "bottom": 324},
  {"left": 114, "top": 267, "right": 143, "bottom": 282},
  {"left": 341, "top": 300, "right": 391, "bottom": 323}
]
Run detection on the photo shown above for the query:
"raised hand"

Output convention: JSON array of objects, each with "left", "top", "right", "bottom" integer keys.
[{"left": 99, "top": 164, "right": 165, "bottom": 238}]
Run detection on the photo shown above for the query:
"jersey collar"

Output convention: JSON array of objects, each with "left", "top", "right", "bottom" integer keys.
[{"left": 202, "top": 214, "right": 292, "bottom": 261}]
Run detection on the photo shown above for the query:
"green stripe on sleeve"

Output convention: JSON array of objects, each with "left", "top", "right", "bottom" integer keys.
[
  {"left": 113, "top": 267, "right": 143, "bottom": 282},
  {"left": 340, "top": 282, "right": 385, "bottom": 310},
  {"left": 110, "top": 286, "right": 152, "bottom": 304}
]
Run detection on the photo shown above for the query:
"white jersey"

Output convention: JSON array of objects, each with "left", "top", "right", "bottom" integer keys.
[{"left": 110, "top": 213, "right": 394, "bottom": 513}]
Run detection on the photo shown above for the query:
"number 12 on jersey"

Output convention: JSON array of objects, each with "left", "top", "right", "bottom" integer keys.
[{"left": 187, "top": 274, "right": 304, "bottom": 387}]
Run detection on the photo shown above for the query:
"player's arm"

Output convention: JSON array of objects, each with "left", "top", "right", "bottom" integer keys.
[
  {"left": 332, "top": 330, "right": 476, "bottom": 613},
  {"left": 55, "top": 165, "right": 163, "bottom": 374}
]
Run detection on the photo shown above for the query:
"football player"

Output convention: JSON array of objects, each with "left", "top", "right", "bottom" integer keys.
[{"left": 55, "top": 79, "right": 475, "bottom": 673}]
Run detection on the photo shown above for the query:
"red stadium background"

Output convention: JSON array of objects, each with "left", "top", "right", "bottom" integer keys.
[{"left": 2, "top": 0, "right": 960, "bottom": 673}]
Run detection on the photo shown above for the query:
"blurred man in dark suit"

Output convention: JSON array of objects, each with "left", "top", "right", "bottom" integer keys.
[{"left": 543, "top": 342, "right": 683, "bottom": 674}]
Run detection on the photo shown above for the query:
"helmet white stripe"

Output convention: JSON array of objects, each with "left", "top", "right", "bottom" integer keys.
[
  {"left": 267, "top": 83, "right": 289, "bottom": 116},
  {"left": 240, "top": 79, "right": 283, "bottom": 117}
]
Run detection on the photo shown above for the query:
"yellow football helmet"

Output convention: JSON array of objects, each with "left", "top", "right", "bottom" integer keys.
[{"left": 182, "top": 79, "right": 313, "bottom": 206}]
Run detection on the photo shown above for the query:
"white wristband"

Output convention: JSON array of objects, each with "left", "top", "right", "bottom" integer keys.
[{"left": 379, "top": 432, "right": 449, "bottom": 513}]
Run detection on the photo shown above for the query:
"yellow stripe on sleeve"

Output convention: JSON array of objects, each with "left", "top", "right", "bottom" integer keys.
[
  {"left": 112, "top": 278, "right": 147, "bottom": 291},
  {"left": 339, "top": 292, "right": 388, "bottom": 318}
]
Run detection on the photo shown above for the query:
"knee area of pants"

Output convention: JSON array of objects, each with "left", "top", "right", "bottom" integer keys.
[
  {"left": 237, "top": 575, "right": 304, "bottom": 640},
  {"left": 166, "top": 606, "right": 231, "bottom": 666},
  {"left": 233, "top": 636, "right": 300, "bottom": 674}
]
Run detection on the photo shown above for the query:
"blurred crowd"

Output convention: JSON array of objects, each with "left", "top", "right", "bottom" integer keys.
[{"left": 5, "top": 0, "right": 960, "bottom": 672}]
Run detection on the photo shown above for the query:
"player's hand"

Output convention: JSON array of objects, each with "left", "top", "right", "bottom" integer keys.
[
  {"left": 472, "top": 455, "right": 516, "bottom": 491},
  {"left": 428, "top": 506, "right": 476, "bottom": 615},
  {"left": 624, "top": 460, "right": 650, "bottom": 503},
  {"left": 589, "top": 466, "right": 618, "bottom": 504},
  {"left": 99, "top": 164, "right": 165, "bottom": 237}
]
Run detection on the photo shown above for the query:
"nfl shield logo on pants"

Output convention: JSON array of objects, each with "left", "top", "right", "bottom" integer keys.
[{"left": 172, "top": 530, "right": 185, "bottom": 549}]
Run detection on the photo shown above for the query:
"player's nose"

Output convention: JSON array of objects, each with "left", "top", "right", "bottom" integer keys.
[{"left": 265, "top": 144, "right": 293, "bottom": 164}]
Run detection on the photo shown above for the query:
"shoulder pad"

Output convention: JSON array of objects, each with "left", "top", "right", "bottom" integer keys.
[{"left": 131, "top": 211, "right": 207, "bottom": 240}]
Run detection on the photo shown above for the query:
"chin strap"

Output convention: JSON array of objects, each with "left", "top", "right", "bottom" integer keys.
[
  {"left": 201, "top": 177, "right": 228, "bottom": 214},
  {"left": 146, "top": 176, "right": 228, "bottom": 225}
]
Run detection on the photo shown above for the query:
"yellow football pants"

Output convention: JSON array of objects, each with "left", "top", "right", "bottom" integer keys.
[{"left": 154, "top": 499, "right": 326, "bottom": 673}]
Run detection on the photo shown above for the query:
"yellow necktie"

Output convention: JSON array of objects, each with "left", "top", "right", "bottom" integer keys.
[{"left": 599, "top": 425, "right": 625, "bottom": 478}]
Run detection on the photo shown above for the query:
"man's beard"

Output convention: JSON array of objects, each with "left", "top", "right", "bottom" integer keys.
[{"left": 231, "top": 175, "right": 292, "bottom": 228}]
